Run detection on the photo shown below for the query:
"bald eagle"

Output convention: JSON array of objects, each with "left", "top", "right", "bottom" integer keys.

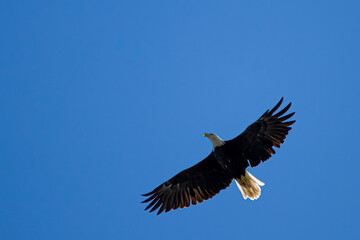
[{"left": 142, "top": 98, "right": 295, "bottom": 215}]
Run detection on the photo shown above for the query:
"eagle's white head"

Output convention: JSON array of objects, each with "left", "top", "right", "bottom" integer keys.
[{"left": 203, "top": 133, "right": 225, "bottom": 149}]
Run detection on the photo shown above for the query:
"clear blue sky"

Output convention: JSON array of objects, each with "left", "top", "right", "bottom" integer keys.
[{"left": 1, "top": 1, "right": 359, "bottom": 239}]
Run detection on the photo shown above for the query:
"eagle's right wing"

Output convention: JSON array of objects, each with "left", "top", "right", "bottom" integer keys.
[{"left": 142, "top": 154, "right": 233, "bottom": 215}]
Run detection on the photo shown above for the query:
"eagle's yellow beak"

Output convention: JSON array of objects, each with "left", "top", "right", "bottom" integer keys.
[{"left": 203, "top": 133, "right": 209, "bottom": 137}]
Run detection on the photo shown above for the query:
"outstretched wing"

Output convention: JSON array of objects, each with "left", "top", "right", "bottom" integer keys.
[
  {"left": 226, "top": 98, "right": 295, "bottom": 168},
  {"left": 142, "top": 154, "right": 233, "bottom": 215}
]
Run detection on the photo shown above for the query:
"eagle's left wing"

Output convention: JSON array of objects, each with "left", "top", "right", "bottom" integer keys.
[{"left": 226, "top": 98, "right": 295, "bottom": 168}]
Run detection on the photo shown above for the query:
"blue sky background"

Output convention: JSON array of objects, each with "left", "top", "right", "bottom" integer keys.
[{"left": 1, "top": 1, "right": 360, "bottom": 239}]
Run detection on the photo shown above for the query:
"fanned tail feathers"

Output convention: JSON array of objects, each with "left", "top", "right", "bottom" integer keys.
[{"left": 235, "top": 170, "right": 265, "bottom": 200}]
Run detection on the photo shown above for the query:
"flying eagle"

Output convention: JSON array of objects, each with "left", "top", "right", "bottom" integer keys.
[{"left": 142, "top": 98, "right": 295, "bottom": 215}]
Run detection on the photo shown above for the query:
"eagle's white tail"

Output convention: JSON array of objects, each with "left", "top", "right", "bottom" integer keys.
[{"left": 235, "top": 170, "right": 265, "bottom": 200}]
